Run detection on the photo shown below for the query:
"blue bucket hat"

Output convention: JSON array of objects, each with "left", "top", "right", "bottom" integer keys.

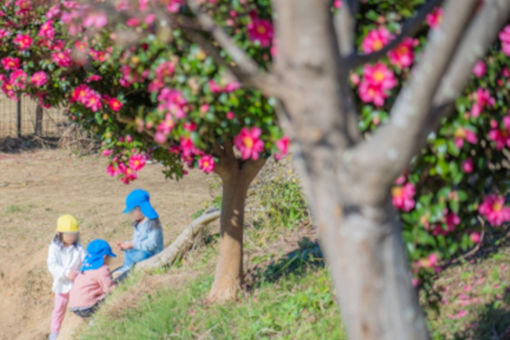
[
  {"left": 81, "top": 239, "right": 117, "bottom": 271},
  {"left": 123, "top": 189, "right": 159, "bottom": 219}
]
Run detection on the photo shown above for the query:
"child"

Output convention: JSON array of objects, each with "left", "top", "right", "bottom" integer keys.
[
  {"left": 47, "top": 215, "right": 85, "bottom": 340},
  {"left": 115, "top": 189, "right": 164, "bottom": 274},
  {"left": 68, "top": 239, "right": 117, "bottom": 318}
]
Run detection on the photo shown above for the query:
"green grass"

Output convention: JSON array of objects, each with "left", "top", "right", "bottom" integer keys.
[{"left": 80, "top": 268, "right": 345, "bottom": 340}]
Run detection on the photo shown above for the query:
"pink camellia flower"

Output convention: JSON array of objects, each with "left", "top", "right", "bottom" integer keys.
[
  {"left": 120, "top": 166, "right": 138, "bottom": 184},
  {"left": 247, "top": 13, "right": 274, "bottom": 48},
  {"left": 30, "top": 71, "right": 48, "bottom": 87},
  {"left": 472, "top": 60, "right": 486, "bottom": 78},
  {"left": 208, "top": 80, "right": 222, "bottom": 93},
  {"left": 479, "top": 194, "right": 510, "bottom": 227},
  {"left": 1, "top": 57, "right": 20, "bottom": 71},
  {"left": 359, "top": 63, "right": 397, "bottom": 107},
  {"left": 499, "top": 25, "right": 510, "bottom": 56},
  {"left": 426, "top": 7, "right": 443, "bottom": 29},
  {"left": 15, "top": 0, "right": 32, "bottom": 14},
  {"left": 333, "top": 0, "right": 342, "bottom": 8},
  {"left": 234, "top": 127, "right": 265, "bottom": 160},
  {"left": 198, "top": 154, "right": 215, "bottom": 173},
  {"left": 154, "top": 113, "right": 175, "bottom": 144},
  {"left": 226, "top": 112, "right": 235, "bottom": 120},
  {"left": 391, "top": 182, "right": 415, "bottom": 211},
  {"left": 166, "top": 0, "right": 184, "bottom": 12},
  {"left": 454, "top": 127, "right": 477, "bottom": 148},
  {"left": 83, "top": 11, "right": 108, "bottom": 28},
  {"left": 9, "top": 69, "right": 27, "bottom": 90},
  {"left": 83, "top": 90, "right": 103, "bottom": 112},
  {"left": 129, "top": 154, "right": 146, "bottom": 171},
  {"left": 102, "top": 149, "right": 111, "bottom": 157},
  {"left": 449, "top": 310, "right": 468, "bottom": 320},
  {"left": 224, "top": 82, "right": 240, "bottom": 92},
  {"left": 462, "top": 158, "right": 474, "bottom": 173},
  {"left": 13, "top": 34, "right": 33, "bottom": 50},
  {"left": 471, "top": 88, "right": 495, "bottom": 117},
  {"left": 421, "top": 253, "right": 439, "bottom": 268},
  {"left": 51, "top": 49, "right": 73, "bottom": 67},
  {"left": 38, "top": 20, "right": 55, "bottom": 40},
  {"left": 445, "top": 212, "right": 460, "bottom": 232},
  {"left": 275, "top": 136, "right": 290, "bottom": 161},
  {"left": 388, "top": 37, "right": 417, "bottom": 69},
  {"left": 105, "top": 96, "right": 123, "bottom": 111},
  {"left": 361, "top": 27, "right": 392, "bottom": 54},
  {"left": 470, "top": 231, "right": 482, "bottom": 243},
  {"left": 106, "top": 163, "right": 117, "bottom": 177},
  {"left": 86, "top": 74, "right": 102, "bottom": 83},
  {"left": 180, "top": 137, "right": 197, "bottom": 157},
  {"left": 0, "top": 28, "right": 9, "bottom": 40},
  {"left": 157, "top": 88, "right": 187, "bottom": 119},
  {"left": 71, "top": 84, "right": 91, "bottom": 103}
]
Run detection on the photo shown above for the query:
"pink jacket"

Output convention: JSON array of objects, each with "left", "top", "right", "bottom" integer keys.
[{"left": 68, "top": 265, "right": 116, "bottom": 309}]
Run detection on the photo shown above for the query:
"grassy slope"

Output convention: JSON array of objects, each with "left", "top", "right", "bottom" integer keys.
[{"left": 78, "top": 159, "right": 510, "bottom": 340}]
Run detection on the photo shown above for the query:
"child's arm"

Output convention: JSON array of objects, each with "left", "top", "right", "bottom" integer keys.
[
  {"left": 47, "top": 243, "right": 69, "bottom": 281},
  {"left": 97, "top": 267, "right": 116, "bottom": 294}
]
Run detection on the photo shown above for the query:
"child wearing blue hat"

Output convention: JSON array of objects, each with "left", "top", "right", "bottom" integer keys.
[
  {"left": 68, "top": 239, "right": 117, "bottom": 318},
  {"left": 115, "top": 189, "right": 164, "bottom": 275}
]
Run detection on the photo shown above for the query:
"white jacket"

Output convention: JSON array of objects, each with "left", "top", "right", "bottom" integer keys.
[{"left": 47, "top": 242, "right": 86, "bottom": 294}]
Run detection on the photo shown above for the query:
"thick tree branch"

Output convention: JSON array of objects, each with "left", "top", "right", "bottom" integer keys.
[
  {"left": 347, "top": 0, "right": 480, "bottom": 202},
  {"left": 334, "top": 0, "right": 359, "bottom": 57},
  {"left": 351, "top": 0, "right": 443, "bottom": 68}
]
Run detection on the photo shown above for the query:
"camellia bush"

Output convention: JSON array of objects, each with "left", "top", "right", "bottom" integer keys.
[{"left": 2, "top": 0, "right": 510, "bottom": 336}]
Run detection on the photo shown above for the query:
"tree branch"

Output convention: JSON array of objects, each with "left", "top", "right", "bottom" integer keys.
[
  {"left": 351, "top": 0, "right": 443, "bottom": 68},
  {"left": 347, "top": 0, "right": 480, "bottom": 202},
  {"left": 185, "top": 0, "right": 281, "bottom": 97},
  {"left": 334, "top": 0, "right": 359, "bottom": 57}
]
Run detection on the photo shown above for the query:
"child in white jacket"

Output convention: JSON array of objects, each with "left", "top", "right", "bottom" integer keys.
[{"left": 47, "top": 215, "right": 86, "bottom": 340}]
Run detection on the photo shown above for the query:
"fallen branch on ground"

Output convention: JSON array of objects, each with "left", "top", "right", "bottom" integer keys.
[{"left": 135, "top": 209, "right": 220, "bottom": 271}]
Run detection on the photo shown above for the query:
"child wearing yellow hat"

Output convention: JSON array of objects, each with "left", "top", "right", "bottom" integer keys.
[{"left": 46, "top": 215, "right": 86, "bottom": 340}]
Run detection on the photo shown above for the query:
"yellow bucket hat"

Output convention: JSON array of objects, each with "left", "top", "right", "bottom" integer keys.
[{"left": 57, "top": 214, "right": 79, "bottom": 233}]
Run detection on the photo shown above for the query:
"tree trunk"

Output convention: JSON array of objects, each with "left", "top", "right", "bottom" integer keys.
[
  {"left": 207, "top": 148, "right": 266, "bottom": 302},
  {"left": 207, "top": 172, "right": 251, "bottom": 301},
  {"left": 34, "top": 104, "right": 43, "bottom": 136}
]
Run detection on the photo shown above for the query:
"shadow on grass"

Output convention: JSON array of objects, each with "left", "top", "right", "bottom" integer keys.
[
  {"left": 0, "top": 136, "right": 60, "bottom": 153},
  {"left": 452, "top": 289, "right": 510, "bottom": 340},
  {"left": 244, "top": 237, "right": 324, "bottom": 290}
]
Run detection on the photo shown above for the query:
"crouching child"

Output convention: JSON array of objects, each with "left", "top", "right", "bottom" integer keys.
[{"left": 68, "top": 239, "right": 116, "bottom": 318}]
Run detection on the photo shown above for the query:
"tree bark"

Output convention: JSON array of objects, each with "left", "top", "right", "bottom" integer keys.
[{"left": 208, "top": 144, "right": 266, "bottom": 302}]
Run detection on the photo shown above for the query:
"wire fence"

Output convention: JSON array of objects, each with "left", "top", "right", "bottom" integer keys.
[{"left": 0, "top": 95, "right": 69, "bottom": 138}]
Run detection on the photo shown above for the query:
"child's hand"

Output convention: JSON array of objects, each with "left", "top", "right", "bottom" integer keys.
[
  {"left": 68, "top": 270, "right": 78, "bottom": 281},
  {"left": 122, "top": 242, "right": 134, "bottom": 250},
  {"left": 116, "top": 242, "right": 124, "bottom": 251}
]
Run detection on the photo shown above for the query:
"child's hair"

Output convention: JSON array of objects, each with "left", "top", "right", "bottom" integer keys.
[{"left": 52, "top": 232, "right": 80, "bottom": 247}]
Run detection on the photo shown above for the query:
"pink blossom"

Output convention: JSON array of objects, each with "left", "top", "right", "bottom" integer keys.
[
  {"left": 333, "top": 0, "right": 342, "bottom": 9},
  {"left": 247, "top": 13, "right": 274, "bottom": 48},
  {"left": 13, "top": 34, "right": 32, "bottom": 50},
  {"left": 275, "top": 136, "right": 290, "bottom": 161},
  {"left": 198, "top": 154, "right": 215, "bottom": 173},
  {"left": 362, "top": 27, "right": 392, "bottom": 54},
  {"left": 420, "top": 253, "right": 439, "bottom": 268},
  {"left": 166, "top": 0, "right": 184, "bottom": 13},
  {"left": 359, "top": 63, "right": 397, "bottom": 107},
  {"left": 155, "top": 61, "right": 175, "bottom": 80},
  {"left": 499, "top": 25, "right": 510, "bottom": 56},
  {"left": 454, "top": 127, "right": 477, "bottom": 148},
  {"left": 46, "top": 4, "right": 61, "bottom": 19},
  {"left": 1, "top": 57, "right": 20, "bottom": 71},
  {"left": 15, "top": 0, "right": 32, "bottom": 15},
  {"left": 426, "top": 7, "right": 443, "bottom": 29},
  {"left": 470, "top": 231, "right": 481, "bottom": 243},
  {"left": 224, "top": 82, "right": 240, "bottom": 92},
  {"left": 83, "top": 11, "right": 108, "bottom": 28},
  {"left": 234, "top": 127, "right": 265, "bottom": 160},
  {"left": 479, "top": 194, "right": 510, "bottom": 227},
  {"left": 472, "top": 60, "right": 486, "bottom": 78},
  {"left": 51, "top": 49, "right": 73, "bottom": 67},
  {"left": 120, "top": 166, "right": 138, "bottom": 184},
  {"left": 392, "top": 182, "right": 415, "bottom": 211},
  {"left": 449, "top": 310, "right": 467, "bottom": 320},
  {"left": 226, "top": 112, "right": 235, "bottom": 120},
  {"left": 105, "top": 96, "right": 123, "bottom": 111},
  {"left": 0, "top": 29, "right": 9, "bottom": 40},
  {"left": 129, "top": 154, "right": 146, "bottom": 171},
  {"left": 471, "top": 88, "right": 495, "bottom": 117},
  {"left": 445, "top": 212, "right": 460, "bottom": 232},
  {"left": 208, "top": 80, "right": 222, "bottom": 93},
  {"left": 180, "top": 137, "right": 197, "bottom": 157},
  {"left": 30, "top": 71, "right": 48, "bottom": 87},
  {"left": 388, "top": 38, "right": 417, "bottom": 69},
  {"left": 102, "top": 149, "right": 111, "bottom": 157},
  {"left": 106, "top": 163, "right": 117, "bottom": 177},
  {"left": 158, "top": 88, "right": 187, "bottom": 119},
  {"left": 462, "top": 158, "right": 474, "bottom": 173},
  {"left": 38, "top": 20, "right": 55, "bottom": 40}
]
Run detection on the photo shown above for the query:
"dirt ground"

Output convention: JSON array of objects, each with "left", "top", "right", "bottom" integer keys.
[{"left": 0, "top": 149, "right": 213, "bottom": 340}]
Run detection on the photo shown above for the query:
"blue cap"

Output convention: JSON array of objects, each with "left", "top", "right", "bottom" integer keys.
[
  {"left": 123, "top": 189, "right": 159, "bottom": 219},
  {"left": 81, "top": 239, "right": 117, "bottom": 271}
]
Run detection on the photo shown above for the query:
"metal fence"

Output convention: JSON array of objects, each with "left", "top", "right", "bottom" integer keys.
[{"left": 0, "top": 95, "right": 69, "bottom": 138}]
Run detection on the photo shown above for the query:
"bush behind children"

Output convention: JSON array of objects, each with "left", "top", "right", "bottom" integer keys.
[{"left": 46, "top": 189, "right": 164, "bottom": 340}]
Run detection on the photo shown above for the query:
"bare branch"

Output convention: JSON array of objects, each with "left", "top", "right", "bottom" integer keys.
[
  {"left": 348, "top": 0, "right": 481, "bottom": 198},
  {"left": 351, "top": 0, "right": 443, "bottom": 68},
  {"left": 334, "top": 0, "right": 359, "bottom": 57}
]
